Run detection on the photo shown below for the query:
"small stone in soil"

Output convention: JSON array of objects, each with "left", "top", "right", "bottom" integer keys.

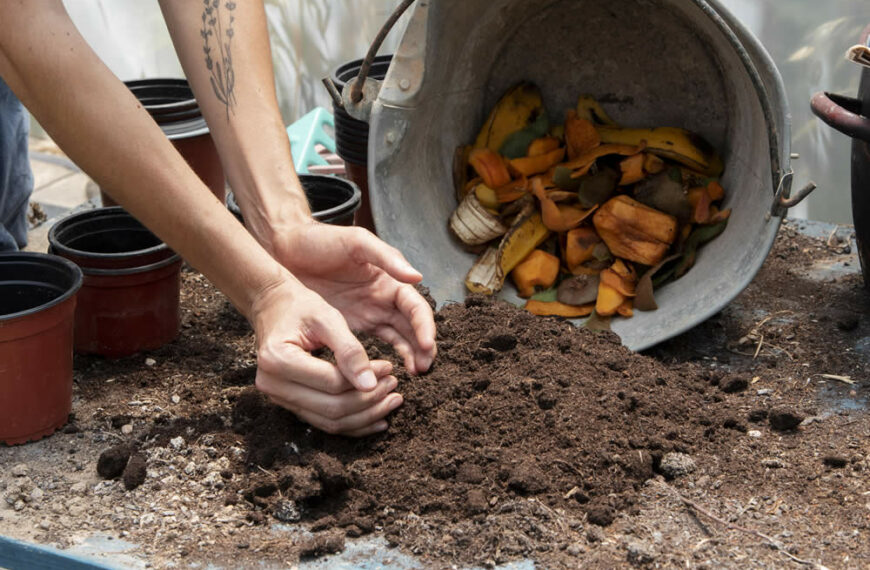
[
  {"left": 272, "top": 499, "right": 302, "bottom": 523},
  {"left": 122, "top": 454, "right": 147, "bottom": 490},
  {"left": 626, "top": 541, "right": 656, "bottom": 565},
  {"left": 97, "top": 445, "right": 132, "bottom": 479},
  {"left": 11, "top": 464, "right": 28, "bottom": 478},
  {"left": 719, "top": 376, "right": 749, "bottom": 394},
  {"left": 761, "top": 458, "right": 785, "bottom": 469},
  {"left": 768, "top": 407, "right": 804, "bottom": 431},
  {"left": 145, "top": 358, "right": 156, "bottom": 367},
  {"left": 659, "top": 452, "right": 696, "bottom": 479},
  {"left": 297, "top": 529, "right": 345, "bottom": 559},
  {"left": 823, "top": 455, "right": 848, "bottom": 469},
  {"left": 121, "top": 424, "right": 133, "bottom": 435}
]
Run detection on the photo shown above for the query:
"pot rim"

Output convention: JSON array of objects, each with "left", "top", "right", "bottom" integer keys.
[
  {"left": 48, "top": 206, "right": 171, "bottom": 262},
  {"left": 297, "top": 174, "right": 362, "bottom": 220},
  {"left": 81, "top": 252, "right": 182, "bottom": 277},
  {"left": 0, "top": 252, "right": 83, "bottom": 322}
]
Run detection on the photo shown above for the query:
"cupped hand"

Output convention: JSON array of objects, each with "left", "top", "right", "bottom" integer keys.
[
  {"left": 270, "top": 222, "right": 437, "bottom": 375},
  {"left": 250, "top": 275, "right": 403, "bottom": 437}
]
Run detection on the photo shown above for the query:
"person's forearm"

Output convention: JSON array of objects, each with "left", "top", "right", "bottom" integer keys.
[
  {"left": 158, "top": 0, "right": 311, "bottom": 254},
  {"left": 0, "top": 0, "right": 290, "bottom": 318}
]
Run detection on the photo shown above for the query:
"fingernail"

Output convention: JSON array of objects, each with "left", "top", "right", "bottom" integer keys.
[
  {"left": 387, "top": 376, "right": 399, "bottom": 391},
  {"left": 356, "top": 369, "right": 377, "bottom": 390},
  {"left": 374, "top": 421, "right": 388, "bottom": 432},
  {"left": 388, "top": 394, "right": 404, "bottom": 410}
]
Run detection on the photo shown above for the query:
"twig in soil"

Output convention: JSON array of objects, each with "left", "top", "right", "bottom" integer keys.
[
  {"left": 552, "top": 459, "right": 582, "bottom": 477},
  {"left": 670, "top": 488, "right": 826, "bottom": 569},
  {"left": 816, "top": 374, "right": 855, "bottom": 385}
]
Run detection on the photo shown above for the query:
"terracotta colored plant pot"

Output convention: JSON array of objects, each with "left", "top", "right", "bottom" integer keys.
[
  {"left": 227, "top": 174, "right": 361, "bottom": 227},
  {"left": 0, "top": 252, "right": 82, "bottom": 445},
  {"left": 343, "top": 162, "right": 374, "bottom": 231},
  {"left": 101, "top": 79, "right": 225, "bottom": 206},
  {"left": 48, "top": 208, "right": 182, "bottom": 358}
]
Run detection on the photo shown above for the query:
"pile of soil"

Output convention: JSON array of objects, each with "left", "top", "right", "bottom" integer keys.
[{"left": 2, "top": 219, "right": 869, "bottom": 568}]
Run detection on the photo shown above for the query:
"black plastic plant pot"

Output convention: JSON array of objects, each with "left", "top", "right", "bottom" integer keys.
[
  {"left": 48, "top": 207, "right": 174, "bottom": 270},
  {"left": 48, "top": 207, "right": 183, "bottom": 358},
  {"left": 0, "top": 252, "right": 83, "bottom": 445},
  {"left": 227, "top": 174, "right": 361, "bottom": 227},
  {"left": 330, "top": 55, "right": 394, "bottom": 163}
]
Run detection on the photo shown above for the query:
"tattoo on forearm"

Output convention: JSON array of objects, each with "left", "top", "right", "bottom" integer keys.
[{"left": 201, "top": 0, "right": 237, "bottom": 119}]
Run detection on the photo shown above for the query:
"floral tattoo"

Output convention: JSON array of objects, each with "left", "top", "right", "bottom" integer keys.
[{"left": 201, "top": 0, "right": 237, "bottom": 119}]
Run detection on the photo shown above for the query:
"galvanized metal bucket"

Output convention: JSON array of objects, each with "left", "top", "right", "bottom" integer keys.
[{"left": 367, "top": 0, "right": 814, "bottom": 351}]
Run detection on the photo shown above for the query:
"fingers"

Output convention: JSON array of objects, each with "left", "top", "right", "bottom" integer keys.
[
  {"left": 373, "top": 323, "right": 417, "bottom": 374},
  {"left": 345, "top": 228, "right": 423, "bottom": 284},
  {"left": 270, "top": 386, "right": 404, "bottom": 436},
  {"left": 394, "top": 284, "right": 437, "bottom": 371},
  {"left": 308, "top": 306, "right": 378, "bottom": 391},
  {"left": 266, "top": 373, "right": 399, "bottom": 421}
]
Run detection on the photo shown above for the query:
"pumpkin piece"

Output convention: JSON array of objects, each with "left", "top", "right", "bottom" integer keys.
[
  {"left": 609, "top": 258, "right": 635, "bottom": 280},
  {"left": 525, "top": 300, "right": 595, "bottom": 318},
  {"left": 564, "top": 111, "right": 600, "bottom": 159},
  {"left": 527, "top": 136, "right": 561, "bottom": 157},
  {"left": 532, "top": 177, "right": 596, "bottom": 232},
  {"left": 599, "top": 267, "right": 636, "bottom": 297},
  {"left": 595, "top": 281, "right": 625, "bottom": 317},
  {"left": 509, "top": 147, "right": 566, "bottom": 177},
  {"left": 643, "top": 153, "right": 666, "bottom": 174},
  {"left": 493, "top": 177, "right": 529, "bottom": 203},
  {"left": 592, "top": 195, "right": 678, "bottom": 266},
  {"left": 687, "top": 186, "right": 712, "bottom": 224},
  {"left": 616, "top": 298, "right": 634, "bottom": 318},
  {"left": 710, "top": 208, "right": 731, "bottom": 223},
  {"left": 619, "top": 153, "right": 646, "bottom": 185},
  {"left": 511, "top": 249, "right": 560, "bottom": 297},
  {"left": 706, "top": 180, "right": 725, "bottom": 201},
  {"left": 469, "top": 148, "right": 512, "bottom": 188},
  {"left": 564, "top": 227, "right": 602, "bottom": 269},
  {"left": 474, "top": 183, "right": 500, "bottom": 210}
]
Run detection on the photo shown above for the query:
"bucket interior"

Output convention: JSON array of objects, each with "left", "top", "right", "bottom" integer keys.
[
  {"left": 370, "top": 0, "right": 787, "bottom": 351},
  {"left": 0, "top": 255, "right": 82, "bottom": 318}
]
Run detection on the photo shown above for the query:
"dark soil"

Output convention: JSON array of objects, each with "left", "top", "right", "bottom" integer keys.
[{"left": 3, "top": 219, "right": 870, "bottom": 568}]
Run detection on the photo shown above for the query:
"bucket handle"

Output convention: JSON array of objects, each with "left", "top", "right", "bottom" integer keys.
[
  {"left": 322, "top": 0, "right": 417, "bottom": 122},
  {"left": 810, "top": 91, "right": 870, "bottom": 143},
  {"left": 770, "top": 170, "right": 818, "bottom": 216}
]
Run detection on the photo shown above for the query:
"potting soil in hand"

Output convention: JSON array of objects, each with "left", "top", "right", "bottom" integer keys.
[{"left": 1, "top": 219, "right": 869, "bottom": 569}]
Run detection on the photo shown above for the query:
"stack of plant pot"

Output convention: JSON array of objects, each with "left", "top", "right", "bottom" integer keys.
[
  {"left": 330, "top": 55, "right": 393, "bottom": 233},
  {"left": 101, "top": 79, "right": 225, "bottom": 206}
]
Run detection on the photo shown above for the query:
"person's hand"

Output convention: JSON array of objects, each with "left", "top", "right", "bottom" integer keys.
[
  {"left": 269, "top": 222, "right": 437, "bottom": 375},
  {"left": 250, "top": 275, "right": 404, "bottom": 437}
]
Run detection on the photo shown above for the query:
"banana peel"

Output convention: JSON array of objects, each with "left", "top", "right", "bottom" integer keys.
[
  {"left": 450, "top": 191, "right": 509, "bottom": 246},
  {"left": 576, "top": 96, "right": 619, "bottom": 126},
  {"left": 474, "top": 82, "right": 545, "bottom": 153},
  {"left": 464, "top": 209, "right": 550, "bottom": 294},
  {"left": 596, "top": 126, "right": 723, "bottom": 177}
]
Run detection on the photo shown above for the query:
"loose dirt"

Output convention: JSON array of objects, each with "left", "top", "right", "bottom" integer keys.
[{"left": 1, "top": 219, "right": 869, "bottom": 569}]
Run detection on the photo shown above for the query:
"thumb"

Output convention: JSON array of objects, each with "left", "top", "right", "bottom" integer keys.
[
  {"left": 312, "top": 307, "right": 377, "bottom": 391},
  {"left": 349, "top": 230, "right": 423, "bottom": 284}
]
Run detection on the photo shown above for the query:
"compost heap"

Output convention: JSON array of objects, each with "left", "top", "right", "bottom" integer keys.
[
  {"left": 451, "top": 82, "right": 730, "bottom": 322},
  {"left": 125, "top": 290, "right": 767, "bottom": 567}
]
